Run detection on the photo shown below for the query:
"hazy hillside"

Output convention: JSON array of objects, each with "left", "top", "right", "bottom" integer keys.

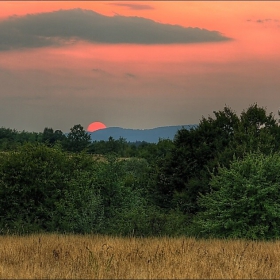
[{"left": 88, "top": 125, "right": 196, "bottom": 143}]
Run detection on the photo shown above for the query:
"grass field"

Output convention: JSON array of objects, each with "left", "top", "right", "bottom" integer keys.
[{"left": 1, "top": 234, "right": 279, "bottom": 279}]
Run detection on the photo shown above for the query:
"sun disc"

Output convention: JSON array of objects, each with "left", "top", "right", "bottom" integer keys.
[{"left": 87, "top": 122, "right": 107, "bottom": 132}]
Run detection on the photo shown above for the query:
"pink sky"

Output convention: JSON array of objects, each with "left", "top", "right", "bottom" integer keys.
[{"left": 0, "top": 1, "right": 279, "bottom": 132}]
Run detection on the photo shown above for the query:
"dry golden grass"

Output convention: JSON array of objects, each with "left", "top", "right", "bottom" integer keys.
[{"left": 1, "top": 234, "right": 280, "bottom": 279}]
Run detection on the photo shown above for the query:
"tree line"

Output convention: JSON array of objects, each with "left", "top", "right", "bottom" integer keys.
[
  {"left": 1, "top": 103, "right": 280, "bottom": 239},
  {"left": 0, "top": 124, "right": 174, "bottom": 163}
]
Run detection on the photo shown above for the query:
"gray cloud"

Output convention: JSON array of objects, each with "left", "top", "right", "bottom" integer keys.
[
  {"left": 92, "top": 68, "right": 102, "bottom": 72},
  {"left": 247, "top": 18, "right": 279, "bottom": 24},
  {"left": 92, "top": 68, "right": 109, "bottom": 74},
  {"left": 0, "top": 8, "right": 230, "bottom": 51},
  {"left": 108, "top": 3, "right": 155, "bottom": 10},
  {"left": 125, "top": 72, "right": 136, "bottom": 78}
]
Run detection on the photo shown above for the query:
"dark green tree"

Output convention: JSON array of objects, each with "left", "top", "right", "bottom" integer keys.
[
  {"left": 65, "top": 124, "right": 91, "bottom": 152},
  {"left": 233, "top": 104, "right": 280, "bottom": 155},
  {"left": 156, "top": 104, "right": 280, "bottom": 214},
  {"left": 0, "top": 127, "right": 42, "bottom": 150},
  {"left": 0, "top": 127, "right": 17, "bottom": 150},
  {"left": 42, "top": 128, "right": 66, "bottom": 147},
  {"left": 157, "top": 106, "right": 240, "bottom": 213}
]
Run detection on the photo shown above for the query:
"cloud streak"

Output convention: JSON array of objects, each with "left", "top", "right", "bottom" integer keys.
[
  {"left": 0, "top": 8, "right": 230, "bottom": 51},
  {"left": 108, "top": 3, "right": 155, "bottom": 10},
  {"left": 247, "top": 18, "right": 279, "bottom": 24},
  {"left": 125, "top": 72, "right": 136, "bottom": 78}
]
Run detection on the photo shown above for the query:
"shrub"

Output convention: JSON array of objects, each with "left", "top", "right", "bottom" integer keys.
[
  {"left": 0, "top": 143, "right": 101, "bottom": 234},
  {"left": 195, "top": 152, "right": 280, "bottom": 240}
]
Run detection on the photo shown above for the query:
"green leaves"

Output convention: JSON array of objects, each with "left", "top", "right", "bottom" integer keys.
[
  {"left": 158, "top": 104, "right": 280, "bottom": 214},
  {"left": 0, "top": 143, "right": 101, "bottom": 234},
  {"left": 195, "top": 152, "right": 280, "bottom": 240},
  {"left": 65, "top": 124, "right": 91, "bottom": 153},
  {"left": 0, "top": 144, "right": 166, "bottom": 236}
]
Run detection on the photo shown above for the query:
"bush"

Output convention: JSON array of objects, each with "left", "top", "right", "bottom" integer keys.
[
  {"left": 195, "top": 152, "right": 280, "bottom": 240},
  {"left": 0, "top": 144, "right": 191, "bottom": 237},
  {"left": 0, "top": 143, "right": 102, "bottom": 234},
  {"left": 92, "top": 155, "right": 158, "bottom": 236}
]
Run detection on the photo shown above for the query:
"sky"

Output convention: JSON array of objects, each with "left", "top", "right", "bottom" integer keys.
[{"left": 0, "top": 1, "right": 280, "bottom": 132}]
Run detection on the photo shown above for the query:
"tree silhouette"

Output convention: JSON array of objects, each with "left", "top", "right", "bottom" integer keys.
[{"left": 66, "top": 124, "right": 91, "bottom": 152}]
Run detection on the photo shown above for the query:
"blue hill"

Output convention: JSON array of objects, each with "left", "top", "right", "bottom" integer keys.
[{"left": 88, "top": 125, "right": 197, "bottom": 143}]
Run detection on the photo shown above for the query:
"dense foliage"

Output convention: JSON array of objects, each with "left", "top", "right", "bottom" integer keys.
[
  {"left": 1, "top": 103, "right": 280, "bottom": 239},
  {"left": 0, "top": 144, "right": 101, "bottom": 234},
  {"left": 195, "top": 152, "right": 280, "bottom": 240},
  {"left": 0, "top": 143, "right": 186, "bottom": 236},
  {"left": 156, "top": 104, "right": 280, "bottom": 214}
]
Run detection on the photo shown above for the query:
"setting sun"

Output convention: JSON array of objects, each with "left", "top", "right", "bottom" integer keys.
[{"left": 87, "top": 122, "right": 107, "bottom": 132}]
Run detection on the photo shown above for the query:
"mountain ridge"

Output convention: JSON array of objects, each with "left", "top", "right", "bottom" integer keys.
[{"left": 88, "top": 125, "right": 197, "bottom": 143}]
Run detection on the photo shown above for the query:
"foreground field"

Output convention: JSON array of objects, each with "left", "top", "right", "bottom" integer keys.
[{"left": 1, "top": 234, "right": 280, "bottom": 279}]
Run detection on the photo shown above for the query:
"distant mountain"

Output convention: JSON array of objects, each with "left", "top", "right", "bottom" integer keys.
[{"left": 88, "top": 125, "right": 197, "bottom": 143}]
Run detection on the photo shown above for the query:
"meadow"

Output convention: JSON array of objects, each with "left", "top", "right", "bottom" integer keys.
[{"left": 1, "top": 234, "right": 279, "bottom": 279}]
